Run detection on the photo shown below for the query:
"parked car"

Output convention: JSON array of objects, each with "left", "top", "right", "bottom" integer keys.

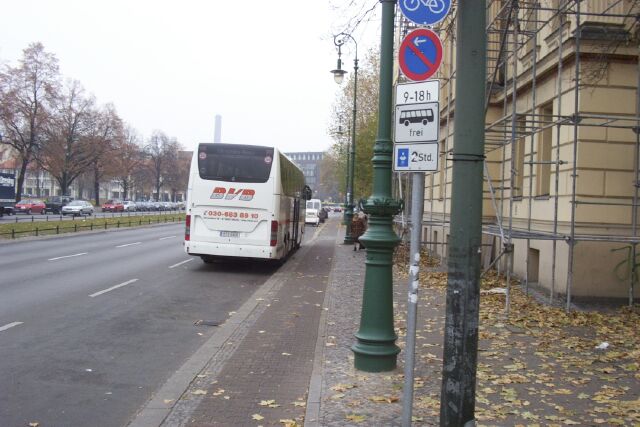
[
  {"left": 61, "top": 200, "right": 94, "bottom": 216},
  {"left": 123, "top": 200, "right": 137, "bottom": 212},
  {"left": 102, "top": 199, "right": 124, "bottom": 212},
  {"left": 14, "top": 198, "right": 46, "bottom": 214},
  {"left": 44, "top": 195, "right": 74, "bottom": 214}
]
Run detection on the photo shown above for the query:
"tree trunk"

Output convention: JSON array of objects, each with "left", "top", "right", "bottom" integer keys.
[
  {"left": 155, "top": 177, "right": 161, "bottom": 201},
  {"left": 16, "top": 157, "right": 29, "bottom": 202},
  {"left": 93, "top": 165, "right": 101, "bottom": 206},
  {"left": 36, "top": 167, "right": 41, "bottom": 197},
  {"left": 61, "top": 172, "right": 69, "bottom": 196}
]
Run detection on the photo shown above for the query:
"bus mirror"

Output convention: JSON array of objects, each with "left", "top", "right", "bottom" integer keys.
[{"left": 302, "top": 186, "right": 312, "bottom": 200}]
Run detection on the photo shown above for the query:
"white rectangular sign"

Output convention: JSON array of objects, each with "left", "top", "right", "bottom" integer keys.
[
  {"left": 394, "top": 102, "right": 439, "bottom": 144},
  {"left": 393, "top": 143, "right": 439, "bottom": 172},
  {"left": 395, "top": 80, "right": 439, "bottom": 105}
]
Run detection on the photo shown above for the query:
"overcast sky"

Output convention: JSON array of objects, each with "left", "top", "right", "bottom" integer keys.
[{"left": 1, "top": 0, "right": 380, "bottom": 154}]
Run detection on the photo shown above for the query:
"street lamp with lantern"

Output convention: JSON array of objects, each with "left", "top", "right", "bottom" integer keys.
[{"left": 331, "top": 32, "right": 358, "bottom": 244}]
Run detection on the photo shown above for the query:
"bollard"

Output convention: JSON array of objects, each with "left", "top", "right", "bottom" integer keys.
[{"left": 56, "top": 225, "right": 59, "bottom": 234}]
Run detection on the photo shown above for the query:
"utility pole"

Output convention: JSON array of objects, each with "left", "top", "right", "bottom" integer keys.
[
  {"left": 439, "top": 0, "right": 486, "bottom": 426},
  {"left": 352, "top": 0, "right": 402, "bottom": 372}
]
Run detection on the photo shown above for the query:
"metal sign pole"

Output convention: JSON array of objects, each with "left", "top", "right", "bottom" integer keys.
[{"left": 401, "top": 171, "right": 425, "bottom": 427}]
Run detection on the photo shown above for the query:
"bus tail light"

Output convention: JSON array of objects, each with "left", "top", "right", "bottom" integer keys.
[
  {"left": 185, "top": 215, "right": 191, "bottom": 241},
  {"left": 270, "top": 220, "right": 278, "bottom": 247}
]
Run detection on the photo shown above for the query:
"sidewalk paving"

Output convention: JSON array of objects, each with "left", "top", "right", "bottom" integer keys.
[
  {"left": 310, "top": 239, "right": 640, "bottom": 426},
  {"left": 132, "top": 218, "right": 639, "bottom": 426}
]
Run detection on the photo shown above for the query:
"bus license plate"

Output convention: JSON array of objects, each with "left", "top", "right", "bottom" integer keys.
[{"left": 220, "top": 231, "right": 239, "bottom": 237}]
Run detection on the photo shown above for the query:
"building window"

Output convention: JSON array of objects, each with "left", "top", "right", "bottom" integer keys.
[
  {"left": 536, "top": 103, "right": 553, "bottom": 197},
  {"left": 512, "top": 115, "right": 526, "bottom": 199}
]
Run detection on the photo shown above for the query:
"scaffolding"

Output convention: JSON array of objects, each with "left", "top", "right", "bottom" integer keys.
[{"left": 413, "top": 0, "right": 640, "bottom": 310}]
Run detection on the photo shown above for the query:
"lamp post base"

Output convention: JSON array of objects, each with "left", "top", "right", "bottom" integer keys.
[
  {"left": 352, "top": 338, "right": 400, "bottom": 372},
  {"left": 352, "top": 197, "right": 402, "bottom": 372}
]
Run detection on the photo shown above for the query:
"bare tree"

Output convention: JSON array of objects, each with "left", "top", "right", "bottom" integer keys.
[
  {"left": 113, "top": 125, "right": 144, "bottom": 200},
  {"left": 88, "top": 104, "right": 122, "bottom": 205},
  {"left": 40, "top": 79, "right": 96, "bottom": 195},
  {"left": 163, "top": 149, "right": 190, "bottom": 202},
  {"left": 145, "top": 130, "right": 179, "bottom": 200},
  {"left": 0, "top": 42, "right": 60, "bottom": 201}
]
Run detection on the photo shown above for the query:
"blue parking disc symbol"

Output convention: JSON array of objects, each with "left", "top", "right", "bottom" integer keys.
[{"left": 397, "top": 148, "right": 409, "bottom": 167}]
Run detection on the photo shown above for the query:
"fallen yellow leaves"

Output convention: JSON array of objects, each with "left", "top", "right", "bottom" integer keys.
[
  {"left": 259, "top": 399, "right": 280, "bottom": 408},
  {"left": 252, "top": 413, "right": 264, "bottom": 421},
  {"left": 345, "top": 414, "right": 366, "bottom": 423},
  {"left": 368, "top": 395, "right": 399, "bottom": 403},
  {"left": 330, "top": 383, "right": 356, "bottom": 392},
  {"left": 387, "top": 248, "right": 640, "bottom": 425}
]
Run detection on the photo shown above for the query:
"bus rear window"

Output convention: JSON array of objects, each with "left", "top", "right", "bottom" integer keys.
[{"left": 197, "top": 144, "right": 274, "bottom": 183}]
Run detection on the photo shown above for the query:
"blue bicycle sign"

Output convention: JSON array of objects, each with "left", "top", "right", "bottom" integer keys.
[{"left": 399, "top": 0, "right": 452, "bottom": 26}]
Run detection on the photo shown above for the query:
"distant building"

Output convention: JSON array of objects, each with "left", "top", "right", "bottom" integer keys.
[{"left": 285, "top": 152, "right": 324, "bottom": 197}]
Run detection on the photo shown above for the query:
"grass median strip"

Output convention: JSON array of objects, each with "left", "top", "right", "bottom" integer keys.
[{"left": 0, "top": 213, "right": 185, "bottom": 240}]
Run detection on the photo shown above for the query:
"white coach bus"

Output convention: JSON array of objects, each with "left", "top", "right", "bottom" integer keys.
[{"left": 184, "top": 143, "right": 310, "bottom": 263}]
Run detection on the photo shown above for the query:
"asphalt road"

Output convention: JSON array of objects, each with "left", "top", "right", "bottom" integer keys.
[{"left": 0, "top": 223, "right": 283, "bottom": 427}]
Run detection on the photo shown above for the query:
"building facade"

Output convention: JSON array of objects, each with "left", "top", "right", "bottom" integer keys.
[
  {"left": 285, "top": 151, "right": 325, "bottom": 198},
  {"left": 411, "top": 0, "right": 640, "bottom": 302}
]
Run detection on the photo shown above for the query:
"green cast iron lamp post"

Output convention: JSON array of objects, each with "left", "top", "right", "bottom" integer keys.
[
  {"left": 351, "top": 0, "right": 402, "bottom": 372},
  {"left": 331, "top": 33, "right": 358, "bottom": 244}
]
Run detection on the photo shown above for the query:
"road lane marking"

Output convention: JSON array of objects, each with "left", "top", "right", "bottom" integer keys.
[
  {"left": 169, "top": 259, "right": 193, "bottom": 269},
  {"left": 48, "top": 252, "right": 88, "bottom": 261},
  {"left": 159, "top": 235, "right": 177, "bottom": 240},
  {"left": 0, "top": 322, "right": 23, "bottom": 332},
  {"left": 89, "top": 279, "right": 138, "bottom": 298},
  {"left": 116, "top": 242, "right": 142, "bottom": 248}
]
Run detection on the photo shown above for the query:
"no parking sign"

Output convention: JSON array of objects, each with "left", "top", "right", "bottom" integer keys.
[{"left": 398, "top": 28, "right": 443, "bottom": 82}]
